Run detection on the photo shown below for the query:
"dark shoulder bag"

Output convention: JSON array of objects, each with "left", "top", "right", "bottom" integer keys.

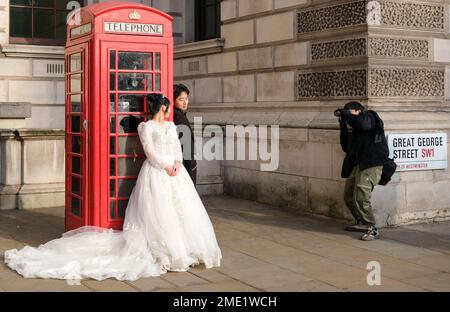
[
  {"left": 379, "top": 158, "right": 397, "bottom": 185},
  {"left": 368, "top": 110, "right": 397, "bottom": 186}
]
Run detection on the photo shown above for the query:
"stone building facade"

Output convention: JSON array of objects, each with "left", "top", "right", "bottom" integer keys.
[
  {"left": 1, "top": 0, "right": 450, "bottom": 227},
  {"left": 174, "top": 0, "right": 450, "bottom": 226}
]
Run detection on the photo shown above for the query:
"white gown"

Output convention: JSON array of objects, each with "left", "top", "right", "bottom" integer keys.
[{"left": 4, "top": 120, "right": 222, "bottom": 281}]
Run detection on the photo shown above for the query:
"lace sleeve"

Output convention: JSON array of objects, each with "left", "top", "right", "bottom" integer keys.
[
  {"left": 169, "top": 122, "right": 183, "bottom": 163},
  {"left": 138, "top": 122, "right": 168, "bottom": 170}
]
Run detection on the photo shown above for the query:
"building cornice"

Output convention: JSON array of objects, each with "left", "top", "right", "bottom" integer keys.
[
  {"left": 174, "top": 38, "right": 224, "bottom": 59},
  {"left": 0, "top": 44, "right": 65, "bottom": 59}
]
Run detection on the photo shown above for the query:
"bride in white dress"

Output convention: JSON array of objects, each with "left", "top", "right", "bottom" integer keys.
[{"left": 4, "top": 94, "right": 222, "bottom": 281}]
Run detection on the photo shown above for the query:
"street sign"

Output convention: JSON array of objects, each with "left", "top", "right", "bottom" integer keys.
[{"left": 388, "top": 133, "right": 448, "bottom": 171}]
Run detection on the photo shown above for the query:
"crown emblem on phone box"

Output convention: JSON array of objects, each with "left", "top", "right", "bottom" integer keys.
[{"left": 129, "top": 10, "right": 141, "bottom": 20}]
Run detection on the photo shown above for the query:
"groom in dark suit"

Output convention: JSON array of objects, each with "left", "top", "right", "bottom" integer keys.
[{"left": 173, "top": 84, "right": 197, "bottom": 184}]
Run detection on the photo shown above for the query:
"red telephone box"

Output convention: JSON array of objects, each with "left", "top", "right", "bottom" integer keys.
[{"left": 65, "top": 2, "right": 173, "bottom": 231}]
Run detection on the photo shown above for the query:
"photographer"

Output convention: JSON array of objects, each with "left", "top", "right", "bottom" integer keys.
[{"left": 336, "top": 102, "right": 389, "bottom": 241}]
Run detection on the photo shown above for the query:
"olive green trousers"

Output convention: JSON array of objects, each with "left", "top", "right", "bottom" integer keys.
[{"left": 344, "top": 165, "right": 383, "bottom": 226}]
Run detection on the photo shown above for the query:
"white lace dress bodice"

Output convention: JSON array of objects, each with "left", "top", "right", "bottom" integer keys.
[{"left": 138, "top": 120, "right": 182, "bottom": 169}]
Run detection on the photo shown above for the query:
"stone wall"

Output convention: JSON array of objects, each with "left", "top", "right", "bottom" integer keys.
[
  {"left": 174, "top": 0, "right": 450, "bottom": 226},
  {"left": 0, "top": 129, "right": 65, "bottom": 210}
]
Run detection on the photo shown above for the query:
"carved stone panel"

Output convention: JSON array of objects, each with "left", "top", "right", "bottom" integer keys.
[
  {"left": 297, "top": 69, "right": 368, "bottom": 99},
  {"left": 297, "top": 67, "right": 444, "bottom": 99},
  {"left": 297, "top": 1, "right": 366, "bottom": 34},
  {"left": 379, "top": 1, "right": 445, "bottom": 31},
  {"left": 297, "top": 0, "right": 445, "bottom": 35},
  {"left": 311, "top": 36, "right": 429, "bottom": 61},
  {"left": 311, "top": 38, "right": 367, "bottom": 61},
  {"left": 368, "top": 37, "right": 429, "bottom": 59},
  {"left": 369, "top": 68, "right": 445, "bottom": 97}
]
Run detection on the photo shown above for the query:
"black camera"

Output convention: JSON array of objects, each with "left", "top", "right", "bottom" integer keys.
[{"left": 334, "top": 108, "right": 348, "bottom": 117}]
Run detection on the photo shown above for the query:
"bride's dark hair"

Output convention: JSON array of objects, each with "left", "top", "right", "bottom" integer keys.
[{"left": 147, "top": 93, "right": 170, "bottom": 116}]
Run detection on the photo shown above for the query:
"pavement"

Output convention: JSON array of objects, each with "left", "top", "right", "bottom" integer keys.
[{"left": 0, "top": 195, "right": 449, "bottom": 292}]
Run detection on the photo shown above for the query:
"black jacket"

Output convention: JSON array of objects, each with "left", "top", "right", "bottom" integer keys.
[
  {"left": 173, "top": 107, "right": 197, "bottom": 171},
  {"left": 340, "top": 110, "right": 389, "bottom": 178}
]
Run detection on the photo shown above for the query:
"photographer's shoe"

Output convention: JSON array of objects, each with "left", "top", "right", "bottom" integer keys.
[
  {"left": 345, "top": 222, "right": 369, "bottom": 233},
  {"left": 361, "top": 226, "right": 380, "bottom": 241}
]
